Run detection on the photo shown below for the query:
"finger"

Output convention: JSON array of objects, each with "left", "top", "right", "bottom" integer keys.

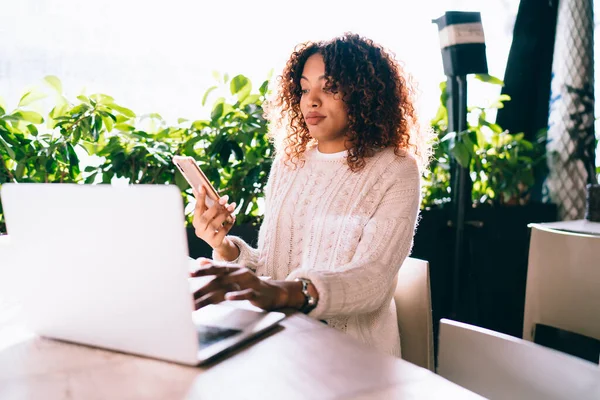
[
  {"left": 193, "top": 277, "right": 242, "bottom": 300},
  {"left": 217, "top": 267, "right": 255, "bottom": 287},
  {"left": 213, "top": 224, "right": 231, "bottom": 245},
  {"left": 218, "top": 195, "right": 229, "bottom": 206},
  {"left": 226, "top": 202, "right": 237, "bottom": 215},
  {"left": 196, "top": 257, "right": 212, "bottom": 266},
  {"left": 189, "top": 257, "right": 213, "bottom": 276},
  {"left": 225, "top": 288, "right": 257, "bottom": 301},
  {"left": 193, "top": 186, "right": 208, "bottom": 214},
  {"left": 193, "top": 276, "right": 228, "bottom": 300},
  {"left": 195, "top": 290, "right": 227, "bottom": 310},
  {"left": 191, "top": 263, "right": 241, "bottom": 278},
  {"left": 201, "top": 202, "right": 227, "bottom": 232},
  {"left": 223, "top": 203, "right": 236, "bottom": 226},
  {"left": 213, "top": 208, "right": 234, "bottom": 229}
]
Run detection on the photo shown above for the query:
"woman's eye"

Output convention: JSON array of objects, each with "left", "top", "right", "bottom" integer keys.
[{"left": 300, "top": 89, "right": 309, "bottom": 94}]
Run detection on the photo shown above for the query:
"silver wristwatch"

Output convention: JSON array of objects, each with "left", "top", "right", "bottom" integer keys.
[{"left": 295, "top": 278, "right": 317, "bottom": 314}]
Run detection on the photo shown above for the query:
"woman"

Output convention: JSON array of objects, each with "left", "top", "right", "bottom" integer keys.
[{"left": 190, "top": 33, "right": 430, "bottom": 357}]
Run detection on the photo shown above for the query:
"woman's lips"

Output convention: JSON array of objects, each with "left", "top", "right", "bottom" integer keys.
[{"left": 305, "top": 116, "right": 326, "bottom": 125}]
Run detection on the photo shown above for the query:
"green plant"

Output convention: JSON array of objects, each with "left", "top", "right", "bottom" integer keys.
[
  {"left": 0, "top": 79, "right": 133, "bottom": 232},
  {"left": 87, "top": 73, "right": 273, "bottom": 225},
  {"left": 422, "top": 75, "right": 548, "bottom": 208},
  {"left": 185, "top": 73, "right": 273, "bottom": 223},
  {"left": 421, "top": 81, "right": 452, "bottom": 209},
  {"left": 0, "top": 73, "right": 272, "bottom": 234}
]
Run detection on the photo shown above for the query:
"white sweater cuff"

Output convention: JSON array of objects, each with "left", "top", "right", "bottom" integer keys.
[
  {"left": 286, "top": 268, "right": 342, "bottom": 319},
  {"left": 211, "top": 235, "right": 256, "bottom": 270}
]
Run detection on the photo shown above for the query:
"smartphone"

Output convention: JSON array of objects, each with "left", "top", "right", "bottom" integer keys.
[{"left": 172, "top": 156, "right": 220, "bottom": 208}]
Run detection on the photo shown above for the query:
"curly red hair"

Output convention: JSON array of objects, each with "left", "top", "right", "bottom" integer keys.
[{"left": 266, "top": 32, "right": 430, "bottom": 172}]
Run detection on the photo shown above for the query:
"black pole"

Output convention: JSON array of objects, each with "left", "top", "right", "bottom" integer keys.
[
  {"left": 433, "top": 11, "right": 488, "bottom": 320},
  {"left": 451, "top": 75, "right": 469, "bottom": 319},
  {"left": 446, "top": 77, "right": 460, "bottom": 207}
]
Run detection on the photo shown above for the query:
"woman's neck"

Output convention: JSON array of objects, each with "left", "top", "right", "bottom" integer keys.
[{"left": 316, "top": 140, "right": 347, "bottom": 154}]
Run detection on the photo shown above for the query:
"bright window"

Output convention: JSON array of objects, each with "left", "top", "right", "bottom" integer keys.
[{"left": 1, "top": 0, "right": 520, "bottom": 123}]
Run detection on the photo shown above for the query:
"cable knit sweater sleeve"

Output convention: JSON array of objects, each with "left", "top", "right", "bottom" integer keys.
[
  {"left": 211, "top": 157, "right": 282, "bottom": 268},
  {"left": 286, "top": 157, "right": 421, "bottom": 320}
]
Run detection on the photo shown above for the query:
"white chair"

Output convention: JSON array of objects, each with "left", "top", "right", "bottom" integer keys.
[
  {"left": 523, "top": 225, "right": 600, "bottom": 342},
  {"left": 393, "top": 257, "right": 434, "bottom": 371},
  {"left": 438, "top": 319, "right": 600, "bottom": 400}
]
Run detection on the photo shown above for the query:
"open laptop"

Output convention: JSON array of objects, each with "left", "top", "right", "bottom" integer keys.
[{"left": 0, "top": 183, "right": 285, "bottom": 365}]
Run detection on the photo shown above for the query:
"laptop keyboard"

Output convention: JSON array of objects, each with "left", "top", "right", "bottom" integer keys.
[{"left": 197, "top": 325, "right": 242, "bottom": 348}]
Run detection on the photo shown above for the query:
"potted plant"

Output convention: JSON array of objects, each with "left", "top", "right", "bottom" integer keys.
[
  {"left": 0, "top": 74, "right": 273, "bottom": 261},
  {"left": 414, "top": 76, "right": 557, "bottom": 339},
  {"left": 0, "top": 78, "right": 129, "bottom": 232}
]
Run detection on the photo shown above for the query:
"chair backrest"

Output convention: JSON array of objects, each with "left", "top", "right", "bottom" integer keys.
[
  {"left": 524, "top": 225, "right": 600, "bottom": 342},
  {"left": 438, "top": 319, "right": 600, "bottom": 400},
  {"left": 394, "top": 257, "right": 434, "bottom": 371}
]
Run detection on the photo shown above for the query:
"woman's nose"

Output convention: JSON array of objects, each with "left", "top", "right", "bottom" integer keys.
[{"left": 307, "top": 91, "right": 321, "bottom": 107}]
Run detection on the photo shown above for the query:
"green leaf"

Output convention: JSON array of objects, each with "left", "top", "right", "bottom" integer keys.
[
  {"left": 94, "top": 115, "right": 103, "bottom": 137},
  {"left": 16, "top": 111, "right": 44, "bottom": 124},
  {"left": 519, "top": 140, "right": 534, "bottom": 151},
  {"left": 480, "top": 119, "right": 503, "bottom": 134},
  {"left": 202, "top": 86, "right": 218, "bottom": 107},
  {"left": 109, "top": 104, "right": 136, "bottom": 118},
  {"left": 115, "top": 114, "right": 129, "bottom": 123},
  {"left": 84, "top": 171, "right": 98, "bottom": 184},
  {"left": 476, "top": 130, "right": 487, "bottom": 149},
  {"left": 230, "top": 75, "right": 250, "bottom": 95},
  {"left": 212, "top": 71, "right": 221, "bottom": 82},
  {"left": 18, "top": 91, "right": 47, "bottom": 107},
  {"left": 67, "top": 143, "right": 79, "bottom": 166},
  {"left": 26, "top": 124, "right": 39, "bottom": 136},
  {"left": 50, "top": 102, "right": 69, "bottom": 120},
  {"left": 240, "top": 94, "right": 261, "bottom": 107},
  {"left": 15, "top": 162, "right": 26, "bottom": 180},
  {"left": 439, "top": 81, "right": 448, "bottom": 106},
  {"left": 44, "top": 76, "right": 63, "bottom": 94},
  {"left": 474, "top": 74, "right": 504, "bottom": 86},
  {"left": 230, "top": 141, "right": 244, "bottom": 160},
  {"left": 211, "top": 102, "right": 224, "bottom": 121},
  {"left": 101, "top": 114, "right": 114, "bottom": 132},
  {"left": 77, "top": 95, "right": 91, "bottom": 105},
  {"left": 90, "top": 94, "right": 115, "bottom": 106},
  {"left": 73, "top": 127, "right": 81, "bottom": 143},
  {"left": 114, "top": 123, "right": 135, "bottom": 132},
  {"left": 462, "top": 134, "right": 476, "bottom": 155},
  {"left": 450, "top": 142, "right": 471, "bottom": 168},
  {"left": 259, "top": 80, "right": 270, "bottom": 96},
  {"left": 431, "top": 104, "right": 447, "bottom": 127},
  {"left": 0, "top": 135, "right": 16, "bottom": 159}
]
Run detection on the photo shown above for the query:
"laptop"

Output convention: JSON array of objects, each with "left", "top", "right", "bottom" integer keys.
[{"left": 0, "top": 183, "right": 285, "bottom": 365}]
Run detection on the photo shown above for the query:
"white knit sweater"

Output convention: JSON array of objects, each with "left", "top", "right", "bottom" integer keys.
[{"left": 216, "top": 146, "right": 421, "bottom": 357}]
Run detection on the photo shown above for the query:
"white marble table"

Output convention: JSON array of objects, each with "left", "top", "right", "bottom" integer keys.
[{"left": 0, "top": 298, "right": 483, "bottom": 400}]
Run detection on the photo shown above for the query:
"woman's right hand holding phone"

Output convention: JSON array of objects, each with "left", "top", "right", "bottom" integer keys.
[{"left": 192, "top": 186, "right": 240, "bottom": 261}]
